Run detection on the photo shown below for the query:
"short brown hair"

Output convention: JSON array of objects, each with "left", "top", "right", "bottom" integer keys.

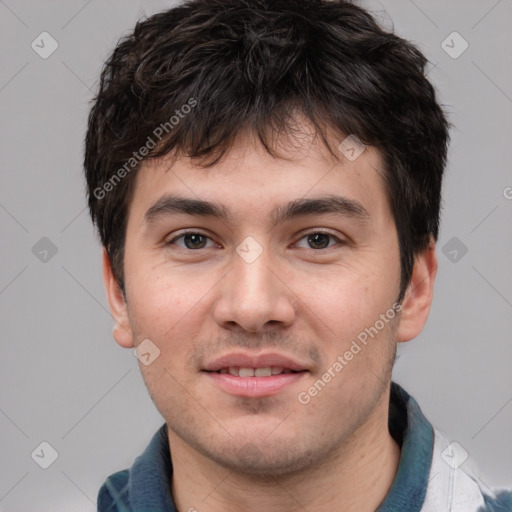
[{"left": 84, "top": 0, "right": 450, "bottom": 300}]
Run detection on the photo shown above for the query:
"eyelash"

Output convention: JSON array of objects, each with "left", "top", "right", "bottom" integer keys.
[{"left": 166, "top": 230, "right": 344, "bottom": 251}]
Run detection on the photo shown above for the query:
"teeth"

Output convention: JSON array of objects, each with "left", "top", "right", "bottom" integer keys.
[
  {"left": 239, "top": 367, "right": 255, "bottom": 377},
  {"left": 219, "top": 366, "right": 292, "bottom": 377},
  {"left": 254, "top": 367, "right": 272, "bottom": 377}
]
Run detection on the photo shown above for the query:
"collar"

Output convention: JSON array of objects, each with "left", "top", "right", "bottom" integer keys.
[{"left": 377, "top": 382, "right": 434, "bottom": 511}]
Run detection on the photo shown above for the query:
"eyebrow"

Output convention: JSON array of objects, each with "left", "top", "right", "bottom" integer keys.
[{"left": 144, "top": 193, "right": 370, "bottom": 228}]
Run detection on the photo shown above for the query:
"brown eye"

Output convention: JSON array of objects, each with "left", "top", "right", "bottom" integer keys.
[
  {"left": 307, "top": 233, "right": 331, "bottom": 249},
  {"left": 167, "top": 232, "right": 214, "bottom": 250},
  {"left": 296, "top": 232, "right": 340, "bottom": 250},
  {"left": 182, "top": 233, "right": 207, "bottom": 249}
]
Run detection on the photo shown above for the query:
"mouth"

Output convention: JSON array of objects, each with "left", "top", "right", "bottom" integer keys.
[
  {"left": 202, "top": 352, "right": 310, "bottom": 397},
  {"left": 211, "top": 366, "right": 301, "bottom": 377}
]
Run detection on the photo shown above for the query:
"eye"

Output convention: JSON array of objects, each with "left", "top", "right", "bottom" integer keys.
[
  {"left": 295, "top": 231, "right": 342, "bottom": 250},
  {"left": 166, "top": 230, "right": 343, "bottom": 251},
  {"left": 166, "top": 231, "right": 216, "bottom": 250}
]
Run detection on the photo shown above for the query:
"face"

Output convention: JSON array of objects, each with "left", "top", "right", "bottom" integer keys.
[{"left": 105, "top": 127, "right": 431, "bottom": 476}]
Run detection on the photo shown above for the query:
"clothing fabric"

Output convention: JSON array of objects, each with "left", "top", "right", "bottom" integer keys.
[{"left": 97, "top": 382, "right": 511, "bottom": 511}]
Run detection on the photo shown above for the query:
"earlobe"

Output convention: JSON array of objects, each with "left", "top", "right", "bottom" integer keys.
[
  {"left": 396, "top": 238, "right": 438, "bottom": 343},
  {"left": 102, "top": 249, "right": 134, "bottom": 348}
]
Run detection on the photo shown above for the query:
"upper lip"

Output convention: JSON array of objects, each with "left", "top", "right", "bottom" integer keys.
[{"left": 203, "top": 352, "right": 309, "bottom": 372}]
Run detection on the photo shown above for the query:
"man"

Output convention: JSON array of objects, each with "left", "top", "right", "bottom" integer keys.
[{"left": 85, "top": 0, "right": 511, "bottom": 510}]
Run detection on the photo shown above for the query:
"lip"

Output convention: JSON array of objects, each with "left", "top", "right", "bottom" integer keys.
[
  {"left": 202, "top": 351, "right": 310, "bottom": 398},
  {"left": 205, "top": 371, "right": 307, "bottom": 398},
  {"left": 203, "top": 351, "right": 309, "bottom": 372}
]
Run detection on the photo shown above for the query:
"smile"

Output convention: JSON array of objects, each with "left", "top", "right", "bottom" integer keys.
[
  {"left": 215, "top": 366, "right": 299, "bottom": 377},
  {"left": 204, "top": 368, "right": 308, "bottom": 398}
]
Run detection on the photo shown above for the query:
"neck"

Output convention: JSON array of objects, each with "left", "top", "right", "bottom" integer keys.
[{"left": 169, "top": 388, "right": 400, "bottom": 512}]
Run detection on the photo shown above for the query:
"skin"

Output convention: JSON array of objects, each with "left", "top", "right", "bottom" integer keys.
[{"left": 104, "top": 125, "right": 437, "bottom": 512}]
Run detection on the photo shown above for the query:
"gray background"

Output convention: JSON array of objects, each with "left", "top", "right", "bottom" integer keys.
[{"left": 1, "top": 0, "right": 511, "bottom": 510}]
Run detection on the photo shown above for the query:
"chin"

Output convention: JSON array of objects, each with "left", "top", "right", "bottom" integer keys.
[{"left": 203, "top": 437, "right": 331, "bottom": 478}]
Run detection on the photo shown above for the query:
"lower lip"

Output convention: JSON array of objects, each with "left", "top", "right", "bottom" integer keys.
[{"left": 204, "top": 371, "right": 307, "bottom": 398}]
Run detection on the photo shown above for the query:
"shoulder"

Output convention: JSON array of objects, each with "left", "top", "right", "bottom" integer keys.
[
  {"left": 425, "top": 427, "right": 512, "bottom": 512},
  {"left": 481, "top": 490, "right": 512, "bottom": 511},
  {"left": 97, "top": 469, "right": 131, "bottom": 512},
  {"left": 96, "top": 423, "right": 172, "bottom": 511}
]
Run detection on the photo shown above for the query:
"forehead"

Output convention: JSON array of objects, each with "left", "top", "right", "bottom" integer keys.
[{"left": 128, "top": 128, "right": 391, "bottom": 229}]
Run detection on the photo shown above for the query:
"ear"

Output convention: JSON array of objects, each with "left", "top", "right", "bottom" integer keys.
[
  {"left": 396, "top": 238, "right": 438, "bottom": 343},
  {"left": 102, "top": 248, "right": 134, "bottom": 348}
]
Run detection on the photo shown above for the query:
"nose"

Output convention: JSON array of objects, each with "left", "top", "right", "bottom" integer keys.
[{"left": 213, "top": 246, "right": 296, "bottom": 333}]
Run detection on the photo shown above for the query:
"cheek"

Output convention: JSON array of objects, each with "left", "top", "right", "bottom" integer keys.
[
  {"left": 125, "top": 267, "right": 202, "bottom": 347},
  {"left": 126, "top": 273, "right": 205, "bottom": 398},
  {"left": 296, "top": 267, "right": 392, "bottom": 341},
  {"left": 292, "top": 262, "right": 399, "bottom": 394}
]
